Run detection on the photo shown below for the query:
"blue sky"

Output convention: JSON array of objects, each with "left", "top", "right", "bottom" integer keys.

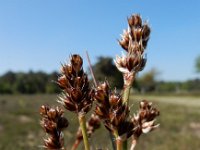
[{"left": 0, "top": 0, "right": 200, "bottom": 81}]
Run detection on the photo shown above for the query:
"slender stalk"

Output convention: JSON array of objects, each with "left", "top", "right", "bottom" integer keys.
[
  {"left": 71, "top": 139, "right": 81, "bottom": 150},
  {"left": 116, "top": 137, "right": 123, "bottom": 150},
  {"left": 130, "top": 138, "right": 137, "bottom": 150},
  {"left": 86, "top": 51, "right": 97, "bottom": 86},
  {"left": 109, "top": 132, "right": 116, "bottom": 150},
  {"left": 123, "top": 141, "right": 128, "bottom": 150},
  {"left": 122, "top": 72, "right": 135, "bottom": 104},
  {"left": 122, "top": 72, "right": 135, "bottom": 150},
  {"left": 123, "top": 83, "right": 132, "bottom": 104},
  {"left": 78, "top": 114, "right": 90, "bottom": 150},
  {"left": 113, "top": 130, "right": 122, "bottom": 150}
]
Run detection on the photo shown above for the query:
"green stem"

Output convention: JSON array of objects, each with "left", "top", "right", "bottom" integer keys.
[
  {"left": 116, "top": 137, "right": 123, "bottom": 150},
  {"left": 122, "top": 72, "right": 135, "bottom": 150},
  {"left": 71, "top": 139, "right": 81, "bottom": 150},
  {"left": 122, "top": 83, "right": 131, "bottom": 150},
  {"left": 113, "top": 131, "right": 122, "bottom": 150},
  {"left": 109, "top": 132, "right": 116, "bottom": 150},
  {"left": 123, "top": 141, "right": 128, "bottom": 150},
  {"left": 78, "top": 114, "right": 90, "bottom": 150},
  {"left": 123, "top": 83, "right": 132, "bottom": 104},
  {"left": 122, "top": 72, "right": 135, "bottom": 104}
]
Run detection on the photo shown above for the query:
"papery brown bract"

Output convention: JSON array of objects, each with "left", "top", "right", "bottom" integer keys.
[{"left": 128, "top": 14, "right": 142, "bottom": 28}]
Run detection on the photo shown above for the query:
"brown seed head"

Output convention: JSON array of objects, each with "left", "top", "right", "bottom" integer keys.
[
  {"left": 114, "top": 51, "right": 146, "bottom": 74},
  {"left": 93, "top": 82, "right": 135, "bottom": 139},
  {"left": 57, "top": 54, "right": 93, "bottom": 114},
  {"left": 40, "top": 106, "right": 68, "bottom": 150},
  {"left": 132, "top": 100, "right": 159, "bottom": 139},
  {"left": 128, "top": 14, "right": 142, "bottom": 28},
  {"left": 117, "top": 14, "right": 150, "bottom": 75},
  {"left": 40, "top": 105, "right": 50, "bottom": 116},
  {"left": 118, "top": 30, "right": 130, "bottom": 51},
  {"left": 57, "top": 75, "right": 68, "bottom": 89},
  {"left": 71, "top": 54, "right": 83, "bottom": 73},
  {"left": 44, "top": 136, "right": 64, "bottom": 150}
]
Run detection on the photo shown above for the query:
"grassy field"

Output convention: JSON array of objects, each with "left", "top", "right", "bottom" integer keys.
[{"left": 0, "top": 94, "right": 200, "bottom": 150}]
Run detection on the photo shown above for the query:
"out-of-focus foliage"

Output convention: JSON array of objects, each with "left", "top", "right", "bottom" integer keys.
[
  {"left": 0, "top": 57, "right": 200, "bottom": 94},
  {"left": 91, "top": 56, "right": 124, "bottom": 89},
  {"left": 137, "top": 69, "right": 159, "bottom": 93},
  {"left": 195, "top": 55, "right": 200, "bottom": 73},
  {"left": 0, "top": 71, "right": 59, "bottom": 94}
]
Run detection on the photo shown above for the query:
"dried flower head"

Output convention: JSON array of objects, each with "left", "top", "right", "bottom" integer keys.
[
  {"left": 57, "top": 54, "right": 93, "bottom": 115},
  {"left": 129, "top": 100, "right": 159, "bottom": 149},
  {"left": 115, "top": 14, "right": 150, "bottom": 74},
  {"left": 40, "top": 105, "right": 68, "bottom": 150},
  {"left": 115, "top": 51, "right": 146, "bottom": 74},
  {"left": 93, "top": 81, "right": 135, "bottom": 139},
  {"left": 120, "top": 14, "right": 150, "bottom": 52},
  {"left": 132, "top": 100, "right": 160, "bottom": 138}
]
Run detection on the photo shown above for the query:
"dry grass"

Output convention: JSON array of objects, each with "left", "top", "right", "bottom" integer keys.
[{"left": 0, "top": 94, "right": 200, "bottom": 150}]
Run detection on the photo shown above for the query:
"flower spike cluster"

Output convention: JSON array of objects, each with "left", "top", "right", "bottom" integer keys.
[
  {"left": 40, "top": 105, "right": 68, "bottom": 150},
  {"left": 133, "top": 100, "right": 160, "bottom": 138},
  {"left": 115, "top": 14, "right": 150, "bottom": 74},
  {"left": 93, "top": 81, "right": 135, "bottom": 139},
  {"left": 57, "top": 54, "right": 93, "bottom": 115},
  {"left": 130, "top": 100, "right": 160, "bottom": 149}
]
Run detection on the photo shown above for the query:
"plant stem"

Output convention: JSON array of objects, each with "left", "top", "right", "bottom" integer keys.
[
  {"left": 130, "top": 137, "right": 137, "bottom": 150},
  {"left": 116, "top": 137, "right": 123, "bottom": 150},
  {"left": 122, "top": 82, "right": 130, "bottom": 149},
  {"left": 123, "top": 141, "right": 128, "bottom": 150},
  {"left": 109, "top": 132, "right": 116, "bottom": 150},
  {"left": 122, "top": 72, "right": 135, "bottom": 150},
  {"left": 122, "top": 72, "right": 135, "bottom": 104},
  {"left": 86, "top": 51, "right": 97, "bottom": 86},
  {"left": 123, "top": 83, "right": 132, "bottom": 104},
  {"left": 71, "top": 139, "right": 81, "bottom": 150},
  {"left": 78, "top": 114, "right": 90, "bottom": 150},
  {"left": 113, "top": 130, "right": 122, "bottom": 150}
]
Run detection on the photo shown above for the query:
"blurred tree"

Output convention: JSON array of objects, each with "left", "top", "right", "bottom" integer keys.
[
  {"left": 46, "top": 71, "right": 60, "bottom": 93},
  {"left": 0, "top": 71, "right": 60, "bottom": 94},
  {"left": 13, "top": 73, "right": 26, "bottom": 93},
  {"left": 0, "top": 69, "right": 199, "bottom": 94},
  {"left": 91, "top": 57, "right": 123, "bottom": 89},
  {"left": 14, "top": 71, "right": 39, "bottom": 94},
  {"left": 1, "top": 71, "right": 16, "bottom": 84},
  {"left": 0, "top": 71, "right": 17, "bottom": 93},
  {"left": 137, "top": 68, "right": 159, "bottom": 93},
  {"left": 181, "top": 79, "right": 200, "bottom": 92},
  {"left": 195, "top": 55, "right": 200, "bottom": 73},
  {"left": 157, "top": 81, "right": 180, "bottom": 93}
]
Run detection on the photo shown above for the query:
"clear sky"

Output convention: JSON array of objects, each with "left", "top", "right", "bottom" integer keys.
[{"left": 0, "top": 0, "right": 200, "bottom": 81}]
